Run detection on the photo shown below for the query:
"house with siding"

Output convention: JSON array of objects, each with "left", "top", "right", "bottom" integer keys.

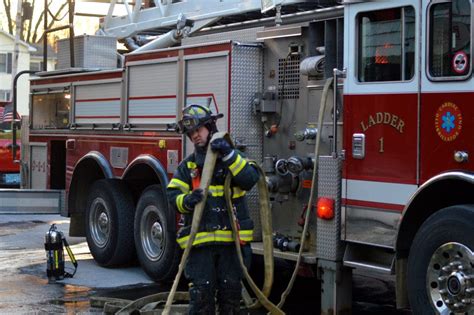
[{"left": 0, "top": 29, "right": 35, "bottom": 115}]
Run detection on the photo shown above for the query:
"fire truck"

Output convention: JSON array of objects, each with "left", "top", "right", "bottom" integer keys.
[{"left": 12, "top": 0, "right": 474, "bottom": 313}]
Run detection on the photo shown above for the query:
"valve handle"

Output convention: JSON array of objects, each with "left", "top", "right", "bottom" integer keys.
[{"left": 275, "top": 159, "right": 289, "bottom": 176}]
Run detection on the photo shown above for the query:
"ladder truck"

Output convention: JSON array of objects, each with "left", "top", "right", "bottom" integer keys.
[{"left": 9, "top": 0, "right": 474, "bottom": 313}]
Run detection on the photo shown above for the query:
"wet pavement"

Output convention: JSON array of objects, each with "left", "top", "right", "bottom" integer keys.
[{"left": 0, "top": 214, "right": 412, "bottom": 314}]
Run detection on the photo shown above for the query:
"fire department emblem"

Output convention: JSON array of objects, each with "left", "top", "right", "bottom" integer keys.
[{"left": 435, "top": 102, "right": 462, "bottom": 142}]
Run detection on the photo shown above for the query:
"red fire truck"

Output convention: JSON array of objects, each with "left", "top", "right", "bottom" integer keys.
[{"left": 13, "top": 0, "right": 474, "bottom": 313}]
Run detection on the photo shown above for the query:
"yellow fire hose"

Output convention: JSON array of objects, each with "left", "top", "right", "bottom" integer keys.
[
  {"left": 227, "top": 77, "right": 333, "bottom": 312},
  {"left": 224, "top": 164, "right": 283, "bottom": 314},
  {"left": 101, "top": 77, "right": 333, "bottom": 314},
  {"left": 163, "top": 77, "right": 333, "bottom": 314}
]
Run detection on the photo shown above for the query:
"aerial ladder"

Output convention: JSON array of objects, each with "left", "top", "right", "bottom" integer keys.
[{"left": 98, "top": 0, "right": 338, "bottom": 52}]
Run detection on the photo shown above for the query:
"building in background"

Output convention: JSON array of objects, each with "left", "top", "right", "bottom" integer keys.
[
  {"left": 30, "top": 43, "right": 57, "bottom": 72},
  {"left": 0, "top": 30, "right": 35, "bottom": 116},
  {"left": 0, "top": 30, "right": 57, "bottom": 116}
]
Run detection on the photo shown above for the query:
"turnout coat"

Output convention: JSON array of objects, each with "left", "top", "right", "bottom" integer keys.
[{"left": 167, "top": 146, "right": 259, "bottom": 249}]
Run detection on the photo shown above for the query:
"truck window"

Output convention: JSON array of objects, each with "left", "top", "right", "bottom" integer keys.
[
  {"left": 428, "top": 0, "right": 471, "bottom": 79},
  {"left": 32, "top": 93, "right": 70, "bottom": 129},
  {"left": 357, "top": 7, "right": 415, "bottom": 82}
]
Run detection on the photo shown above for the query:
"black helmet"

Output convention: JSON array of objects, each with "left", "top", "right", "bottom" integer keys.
[{"left": 177, "top": 104, "right": 223, "bottom": 135}]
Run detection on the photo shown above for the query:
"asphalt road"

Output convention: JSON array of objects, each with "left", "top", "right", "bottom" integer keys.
[{"left": 0, "top": 214, "right": 412, "bottom": 314}]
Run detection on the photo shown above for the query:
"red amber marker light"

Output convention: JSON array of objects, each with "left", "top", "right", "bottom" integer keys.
[{"left": 317, "top": 197, "right": 335, "bottom": 220}]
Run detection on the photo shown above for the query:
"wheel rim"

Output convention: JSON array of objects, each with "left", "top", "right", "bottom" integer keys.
[
  {"left": 140, "top": 205, "right": 165, "bottom": 261},
  {"left": 89, "top": 197, "right": 111, "bottom": 248},
  {"left": 427, "top": 242, "right": 474, "bottom": 314}
]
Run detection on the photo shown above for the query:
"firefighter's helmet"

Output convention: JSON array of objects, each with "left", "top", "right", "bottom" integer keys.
[{"left": 177, "top": 104, "right": 223, "bottom": 135}]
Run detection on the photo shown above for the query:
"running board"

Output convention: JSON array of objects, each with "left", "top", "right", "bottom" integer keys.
[
  {"left": 343, "top": 242, "right": 395, "bottom": 274},
  {"left": 251, "top": 242, "right": 317, "bottom": 264},
  {"left": 0, "top": 189, "right": 66, "bottom": 214}
]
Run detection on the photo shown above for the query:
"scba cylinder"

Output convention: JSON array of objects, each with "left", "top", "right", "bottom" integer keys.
[{"left": 44, "top": 225, "right": 65, "bottom": 283}]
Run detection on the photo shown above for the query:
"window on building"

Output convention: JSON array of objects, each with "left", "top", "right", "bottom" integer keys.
[
  {"left": 0, "top": 53, "right": 12, "bottom": 73},
  {"left": 0, "top": 90, "right": 11, "bottom": 102},
  {"left": 429, "top": 0, "right": 471, "bottom": 79},
  {"left": 30, "top": 61, "right": 44, "bottom": 72},
  {"left": 357, "top": 7, "right": 415, "bottom": 82}
]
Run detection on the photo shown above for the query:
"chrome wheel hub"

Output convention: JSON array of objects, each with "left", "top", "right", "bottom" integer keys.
[
  {"left": 90, "top": 198, "right": 110, "bottom": 248},
  {"left": 140, "top": 205, "right": 165, "bottom": 261},
  {"left": 428, "top": 242, "right": 474, "bottom": 314},
  {"left": 151, "top": 222, "right": 164, "bottom": 242},
  {"left": 98, "top": 212, "right": 109, "bottom": 230}
]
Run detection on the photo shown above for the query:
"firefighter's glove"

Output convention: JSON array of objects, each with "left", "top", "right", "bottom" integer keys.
[
  {"left": 183, "top": 188, "right": 204, "bottom": 211},
  {"left": 210, "top": 138, "right": 234, "bottom": 159}
]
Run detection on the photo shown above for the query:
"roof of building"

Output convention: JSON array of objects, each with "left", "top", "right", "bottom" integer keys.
[
  {"left": 30, "top": 43, "right": 57, "bottom": 59},
  {"left": 0, "top": 29, "right": 36, "bottom": 52}
]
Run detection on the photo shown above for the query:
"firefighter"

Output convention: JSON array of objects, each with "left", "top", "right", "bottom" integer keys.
[{"left": 167, "top": 104, "right": 259, "bottom": 314}]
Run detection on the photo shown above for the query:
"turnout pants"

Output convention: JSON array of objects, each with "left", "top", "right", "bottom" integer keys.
[{"left": 185, "top": 244, "right": 246, "bottom": 315}]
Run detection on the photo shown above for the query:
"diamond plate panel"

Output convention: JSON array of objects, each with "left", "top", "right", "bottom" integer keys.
[
  {"left": 316, "top": 156, "right": 344, "bottom": 261},
  {"left": 58, "top": 35, "right": 117, "bottom": 69},
  {"left": 230, "top": 44, "right": 264, "bottom": 240}
]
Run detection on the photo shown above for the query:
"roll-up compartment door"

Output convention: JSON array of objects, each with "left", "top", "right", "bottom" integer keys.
[
  {"left": 74, "top": 82, "right": 121, "bottom": 125},
  {"left": 128, "top": 61, "right": 178, "bottom": 125},
  {"left": 185, "top": 55, "right": 228, "bottom": 154}
]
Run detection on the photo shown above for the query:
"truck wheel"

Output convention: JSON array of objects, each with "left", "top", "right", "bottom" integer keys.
[
  {"left": 407, "top": 205, "right": 474, "bottom": 315},
  {"left": 134, "top": 185, "right": 180, "bottom": 282},
  {"left": 85, "top": 179, "right": 135, "bottom": 266}
]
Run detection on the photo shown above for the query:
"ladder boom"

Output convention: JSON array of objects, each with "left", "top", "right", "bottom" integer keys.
[{"left": 100, "top": 0, "right": 320, "bottom": 39}]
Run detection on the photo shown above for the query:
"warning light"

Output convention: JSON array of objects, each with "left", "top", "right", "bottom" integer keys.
[{"left": 316, "top": 197, "right": 335, "bottom": 220}]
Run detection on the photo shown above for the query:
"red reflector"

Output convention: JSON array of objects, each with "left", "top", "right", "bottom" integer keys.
[{"left": 317, "top": 197, "right": 335, "bottom": 220}]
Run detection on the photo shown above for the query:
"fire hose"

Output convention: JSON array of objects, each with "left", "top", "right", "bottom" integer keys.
[
  {"left": 167, "top": 77, "right": 332, "bottom": 313},
  {"left": 225, "top": 77, "right": 333, "bottom": 311},
  {"left": 96, "top": 77, "right": 333, "bottom": 314}
]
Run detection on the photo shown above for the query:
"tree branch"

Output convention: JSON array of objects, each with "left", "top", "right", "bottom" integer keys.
[
  {"left": 3, "top": 0, "right": 13, "bottom": 35},
  {"left": 26, "top": 0, "right": 36, "bottom": 43},
  {"left": 31, "top": 11, "right": 44, "bottom": 43}
]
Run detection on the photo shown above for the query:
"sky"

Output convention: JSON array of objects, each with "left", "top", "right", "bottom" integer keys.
[{"left": 0, "top": 1, "right": 129, "bottom": 39}]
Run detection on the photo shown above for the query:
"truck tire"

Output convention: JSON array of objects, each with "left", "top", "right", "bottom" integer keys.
[
  {"left": 134, "top": 185, "right": 180, "bottom": 281},
  {"left": 407, "top": 205, "right": 474, "bottom": 315},
  {"left": 85, "top": 179, "right": 135, "bottom": 266}
]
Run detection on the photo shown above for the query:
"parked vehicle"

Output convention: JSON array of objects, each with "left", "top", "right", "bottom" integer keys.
[{"left": 0, "top": 101, "right": 20, "bottom": 188}]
